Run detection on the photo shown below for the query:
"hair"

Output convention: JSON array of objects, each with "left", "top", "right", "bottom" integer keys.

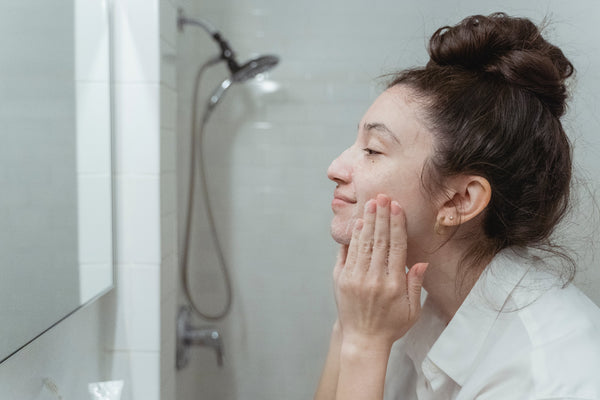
[{"left": 388, "top": 12, "right": 575, "bottom": 282}]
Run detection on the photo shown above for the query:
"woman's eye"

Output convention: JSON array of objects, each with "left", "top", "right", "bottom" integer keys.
[{"left": 363, "top": 148, "right": 381, "bottom": 156}]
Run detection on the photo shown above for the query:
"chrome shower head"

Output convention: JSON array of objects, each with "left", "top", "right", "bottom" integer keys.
[
  {"left": 205, "top": 54, "right": 280, "bottom": 114},
  {"left": 178, "top": 10, "right": 280, "bottom": 83},
  {"left": 230, "top": 55, "right": 280, "bottom": 83}
]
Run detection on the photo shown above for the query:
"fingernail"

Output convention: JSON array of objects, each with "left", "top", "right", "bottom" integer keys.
[
  {"left": 391, "top": 201, "right": 401, "bottom": 215},
  {"left": 365, "top": 199, "right": 376, "bottom": 213},
  {"left": 377, "top": 194, "right": 390, "bottom": 207}
]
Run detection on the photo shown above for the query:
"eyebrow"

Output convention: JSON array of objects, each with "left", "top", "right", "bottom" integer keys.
[{"left": 361, "top": 122, "right": 401, "bottom": 145}]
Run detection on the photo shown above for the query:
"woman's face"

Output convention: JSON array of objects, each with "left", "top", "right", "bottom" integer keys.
[{"left": 327, "top": 85, "right": 437, "bottom": 258}]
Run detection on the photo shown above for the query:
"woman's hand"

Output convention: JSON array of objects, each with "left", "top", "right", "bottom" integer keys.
[
  {"left": 333, "top": 194, "right": 428, "bottom": 352},
  {"left": 316, "top": 194, "right": 427, "bottom": 400}
]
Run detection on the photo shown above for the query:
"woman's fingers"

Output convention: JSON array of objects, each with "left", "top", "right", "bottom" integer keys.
[
  {"left": 406, "top": 263, "right": 428, "bottom": 318},
  {"left": 342, "top": 196, "right": 411, "bottom": 282},
  {"left": 356, "top": 199, "right": 377, "bottom": 274},
  {"left": 388, "top": 200, "right": 408, "bottom": 281},
  {"left": 342, "top": 219, "right": 363, "bottom": 276},
  {"left": 370, "top": 194, "right": 391, "bottom": 275}
]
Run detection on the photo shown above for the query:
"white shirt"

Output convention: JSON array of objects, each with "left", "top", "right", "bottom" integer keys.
[{"left": 384, "top": 248, "right": 600, "bottom": 400}]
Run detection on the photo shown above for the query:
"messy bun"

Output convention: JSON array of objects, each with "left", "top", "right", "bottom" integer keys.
[
  {"left": 429, "top": 13, "right": 573, "bottom": 118},
  {"left": 389, "top": 13, "right": 575, "bottom": 280}
]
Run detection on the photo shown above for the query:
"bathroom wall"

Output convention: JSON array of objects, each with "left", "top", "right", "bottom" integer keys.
[
  {"left": 0, "top": 0, "right": 179, "bottom": 399},
  {"left": 175, "top": 1, "right": 600, "bottom": 399},
  {"left": 106, "top": 0, "right": 178, "bottom": 398},
  {"left": 159, "top": 0, "right": 179, "bottom": 398}
]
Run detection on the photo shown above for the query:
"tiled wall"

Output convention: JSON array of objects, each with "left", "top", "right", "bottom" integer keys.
[
  {"left": 75, "top": 0, "right": 113, "bottom": 304},
  {"left": 0, "top": 0, "right": 169, "bottom": 398},
  {"left": 107, "top": 0, "right": 179, "bottom": 398},
  {"left": 159, "top": 0, "right": 179, "bottom": 398}
]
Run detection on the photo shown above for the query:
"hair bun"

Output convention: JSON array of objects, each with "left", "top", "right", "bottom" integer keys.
[{"left": 428, "top": 12, "right": 574, "bottom": 117}]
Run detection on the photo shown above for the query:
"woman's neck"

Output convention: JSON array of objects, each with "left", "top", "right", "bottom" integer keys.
[{"left": 419, "top": 243, "right": 490, "bottom": 323}]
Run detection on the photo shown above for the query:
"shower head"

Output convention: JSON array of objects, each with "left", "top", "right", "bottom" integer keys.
[
  {"left": 178, "top": 10, "right": 279, "bottom": 83},
  {"left": 207, "top": 30, "right": 279, "bottom": 82},
  {"left": 229, "top": 55, "right": 279, "bottom": 83},
  {"left": 178, "top": 10, "right": 281, "bottom": 117},
  {"left": 205, "top": 55, "right": 280, "bottom": 114}
]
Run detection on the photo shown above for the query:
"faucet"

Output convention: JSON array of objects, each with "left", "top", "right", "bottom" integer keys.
[{"left": 176, "top": 306, "right": 224, "bottom": 369}]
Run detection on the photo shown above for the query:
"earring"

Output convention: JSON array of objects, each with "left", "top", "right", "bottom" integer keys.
[{"left": 449, "top": 216, "right": 454, "bottom": 221}]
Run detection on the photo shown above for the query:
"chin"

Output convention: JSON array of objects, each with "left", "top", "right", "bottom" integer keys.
[
  {"left": 330, "top": 230, "right": 350, "bottom": 245},
  {"left": 330, "top": 217, "right": 353, "bottom": 245}
]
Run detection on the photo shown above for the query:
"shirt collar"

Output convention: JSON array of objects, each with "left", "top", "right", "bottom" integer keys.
[{"left": 405, "top": 248, "right": 538, "bottom": 387}]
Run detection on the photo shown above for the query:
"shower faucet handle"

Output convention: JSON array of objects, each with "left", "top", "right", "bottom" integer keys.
[
  {"left": 176, "top": 306, "right": 225, "bottom": 369},
  {"left": 215, "top": 339, "right": 224, "bottom": 367},
  {"left": 186, "top": 326, "right": 224, "bottom": 367}
]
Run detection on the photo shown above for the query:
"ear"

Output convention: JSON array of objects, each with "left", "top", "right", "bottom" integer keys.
[{"left": 437, "top": 175, "right": 491, "bottom": 227}]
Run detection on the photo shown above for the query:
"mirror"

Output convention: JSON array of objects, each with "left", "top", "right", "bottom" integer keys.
[{"left": 0, "top": 0, "right": 113, "bottom": 362}]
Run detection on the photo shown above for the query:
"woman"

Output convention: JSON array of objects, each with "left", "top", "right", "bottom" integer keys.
[{"left": 316, "top": 13, "right": 600, "bottom": 400}]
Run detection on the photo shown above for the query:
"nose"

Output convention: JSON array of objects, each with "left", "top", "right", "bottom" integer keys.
[{"left": 327, "top": 148, "right": 352, "bottom": 184}]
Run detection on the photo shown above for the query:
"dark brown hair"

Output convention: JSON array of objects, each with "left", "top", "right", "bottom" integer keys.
[{"left": 389, "top": 13, "right": 575, "bottom": 280}]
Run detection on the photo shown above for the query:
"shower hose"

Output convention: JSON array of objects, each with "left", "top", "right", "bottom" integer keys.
[{"left": 181, "top": 57, "right": 233, "bottom": 321}]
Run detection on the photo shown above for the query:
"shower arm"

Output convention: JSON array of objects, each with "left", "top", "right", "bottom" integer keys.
[
  {"left": 177, "top": 9, "right": 239, "bottom": 71},
  {"left": 177, "top": 9, "right": 218, "bottom": 35}
]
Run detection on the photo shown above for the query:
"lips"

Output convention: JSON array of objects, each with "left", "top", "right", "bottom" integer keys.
[{"left": 332, "top": 191, "right": 357, "bottom": 204}]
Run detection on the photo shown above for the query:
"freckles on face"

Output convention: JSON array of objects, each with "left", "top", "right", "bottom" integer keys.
[{"left": 328, "top": 85, "right": 436, "bottom": 246}]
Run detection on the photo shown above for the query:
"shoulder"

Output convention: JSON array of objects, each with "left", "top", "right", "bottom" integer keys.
[
  {"left": 520, "top": 283, "right": 600, "bottom": 342},
  {"left": 523, "top": 284, "right": 600, "bottom": 391},
  {"left": 472, "top": 283, "right": 600, "bottom": 399}
]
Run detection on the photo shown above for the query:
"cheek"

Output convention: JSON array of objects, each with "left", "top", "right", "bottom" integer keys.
[
  {"left": 374, "top": 171, "right": 434, "bottom": 233},
  {"left": 354, "top": 160, "right": 434, "bottom": 223},
  {"left": 353, "top": 166, "right": 391, "bottom": 203}
]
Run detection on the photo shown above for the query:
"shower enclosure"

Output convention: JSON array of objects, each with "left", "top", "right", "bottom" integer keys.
[{"left": 175, "top": 2, "right": 340, "bottom": 398}]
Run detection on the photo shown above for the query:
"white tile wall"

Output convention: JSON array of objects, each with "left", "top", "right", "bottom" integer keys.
[
  {"left": 159, "top": 1, "right": 179, "bottom": 400},
  {"left": 160, "top": 0, "right": 178, "bottom": 49},
  {"left": 113, "top": 0, "right": 160, "bottom": 83},
  {"left": 75, "top": 0, "right": 110, "bottom": 82},
  {"left": 161, "top": 39, "right": 178, "bottom": 92},
  {"left": 109, "top": 0, "right": 167, "bottom": 398},
  {"left": 2, "top": 0, "right": 189, "bottom": 398},
  {"left": 76, "top": 83, "right": 112, "bottom": 173},
  {"left": 78, "top": 176, "right": 112, "bottom": 263},
  {"left": 114, "top": 83, "right": 161, "bottom": 175},
  {"left": 107, "top": 351, "right": 161, "bottom": 399},
  {"left": 115, "top": 176, "right": 161, "bottom": 264},
  {"left": 109, "top": 264, "right": 160, "bottom": 352}
]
